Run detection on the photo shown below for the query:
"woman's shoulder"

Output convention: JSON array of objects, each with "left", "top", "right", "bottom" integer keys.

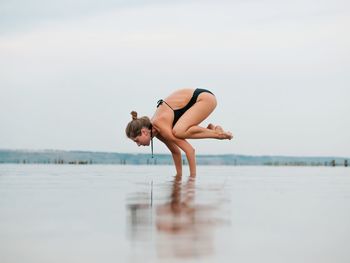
[
  {"left": 151, "top": 105, "right": 173, "bottom": 125},
  {"left": 151, "top": 116, "right": 167, "bottom": 128},
  {"left": 152, "top": 115, "right": 173, "bottom": 134}
]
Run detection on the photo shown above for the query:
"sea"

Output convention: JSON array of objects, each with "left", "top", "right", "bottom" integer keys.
[{"left": 0, "top": 164, "right": 349, "bottom": 263}]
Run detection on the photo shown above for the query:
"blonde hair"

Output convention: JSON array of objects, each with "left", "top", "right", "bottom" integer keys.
[{"left": 125, "top": 111, "right": 151, "bottom": 138}]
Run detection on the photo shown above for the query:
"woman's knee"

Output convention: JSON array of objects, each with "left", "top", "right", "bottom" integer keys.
[{"left": 172, "top": 126, "right": 187, "bottom": 139}]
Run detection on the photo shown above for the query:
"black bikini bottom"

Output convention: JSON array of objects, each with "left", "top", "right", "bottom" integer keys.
[
  {"left": 157, "top": 88, "right": 214, "bottom": 127},
  {"left": 172, "top": 88, "right": 213, "bottom": 126}
]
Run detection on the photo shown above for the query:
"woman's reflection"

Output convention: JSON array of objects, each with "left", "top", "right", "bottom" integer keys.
[
  {"left": 155, "top": 174, "right": 215, "bottom": 258},
  {"left": 127, "top": 174, "right": 228, "bottom": 259}
]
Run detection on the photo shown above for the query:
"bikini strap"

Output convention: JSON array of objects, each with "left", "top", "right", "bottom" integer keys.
[{"left": 157, "top": 99, "right": 174, "bottom": 110}]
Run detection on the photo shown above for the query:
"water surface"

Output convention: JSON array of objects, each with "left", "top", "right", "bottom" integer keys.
[{"left": 0, "top": 165, "right": 349, "bottom": 263}]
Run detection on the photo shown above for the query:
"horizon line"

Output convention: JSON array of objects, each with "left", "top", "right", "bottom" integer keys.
[{"left": 0, "top": 148, "right": 349, "bottom": 159}]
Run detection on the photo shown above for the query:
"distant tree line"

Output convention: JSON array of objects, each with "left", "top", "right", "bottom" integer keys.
[
  {"left": 2, "top": 158, "right": 348, "bottom": 167},
  {"left": 0, "top": 150, "right": 348, "bottom": 167}
]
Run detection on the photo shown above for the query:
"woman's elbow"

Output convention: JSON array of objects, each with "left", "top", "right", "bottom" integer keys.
[{"left": 185, "top": 147, "right": 195, "bottom": 156}]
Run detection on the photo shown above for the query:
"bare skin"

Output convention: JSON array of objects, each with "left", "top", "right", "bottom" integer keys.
[
  {"left": 152, "top": 88, "right": 233, "bottom": 175},
  {"left": 132, "top": 88, "right": 233, "bottom": 176}
]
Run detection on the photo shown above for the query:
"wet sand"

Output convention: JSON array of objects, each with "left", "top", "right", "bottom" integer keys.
[{"left": 0, "top": 165, "right": 349, "bottom": 263}]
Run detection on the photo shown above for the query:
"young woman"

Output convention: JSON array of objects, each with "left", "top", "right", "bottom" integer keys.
[{"left": 125, "top": 88, "right": 233, "bottom": 176}]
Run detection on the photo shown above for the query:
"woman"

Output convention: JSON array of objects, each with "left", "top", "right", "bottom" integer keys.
[{"left": 125, "top": 88, "right": 233, "bottom": 176}]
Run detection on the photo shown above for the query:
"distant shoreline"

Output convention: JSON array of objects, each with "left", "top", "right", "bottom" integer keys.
[{"left": 0, "top": 149, "right": 348, "bottom": 167}]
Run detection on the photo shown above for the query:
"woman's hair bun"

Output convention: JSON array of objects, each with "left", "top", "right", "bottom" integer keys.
[{"left": 130, "top": 111, "right": 138, "bottom": 120}]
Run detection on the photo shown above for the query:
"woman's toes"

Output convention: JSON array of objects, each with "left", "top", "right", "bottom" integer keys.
[
  {"left": 207, "top": 123, "right": 215, "bottom": 130},
  {"left": 226, "top": 132, "right": 233, "bottom": 140},
  {"left": 218, "top": 131, "right": 233, "bottom": 140},
  {"left": 214, "top": 125, "right": 224, "bottom": 132}
]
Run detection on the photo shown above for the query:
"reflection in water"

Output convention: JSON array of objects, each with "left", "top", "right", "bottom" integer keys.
[
  {"left": 126, "top": 190, "right": 153, "bottom": 243},
  {"left": 156, "top": 174, "right": 215, "bottom": 259},
  {"left": 126, "top": 174, "right": 230, "bottom": 260}
]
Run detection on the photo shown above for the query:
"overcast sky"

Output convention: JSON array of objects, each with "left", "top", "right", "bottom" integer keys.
[{"left": 0, "top": 0, "right": 349, "bottom": 157}]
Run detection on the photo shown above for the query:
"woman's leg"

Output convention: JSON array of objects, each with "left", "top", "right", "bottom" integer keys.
[
  {"left": 180, "top": 125, "right": 232, "bottom": 139},
  {"left": 172, "top": 93, "right": 232, "bottom": 140}
]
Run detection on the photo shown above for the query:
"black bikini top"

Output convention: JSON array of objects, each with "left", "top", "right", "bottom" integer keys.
[{"left": 157, "top": 99, "right": 173, "bottom": 110}]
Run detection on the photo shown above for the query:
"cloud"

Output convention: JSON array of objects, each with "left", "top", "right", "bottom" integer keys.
[{"left": 0, "top": 0, "right": 349, "bottom": 155}]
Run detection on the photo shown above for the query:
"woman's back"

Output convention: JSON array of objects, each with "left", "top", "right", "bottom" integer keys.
[{"left": 163, "top": 88, "right": 194, "bottom": 110}]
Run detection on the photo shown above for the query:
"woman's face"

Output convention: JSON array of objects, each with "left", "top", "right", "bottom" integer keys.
[{"left": 131, "top": 128, "right": 151, "bottom": 147}]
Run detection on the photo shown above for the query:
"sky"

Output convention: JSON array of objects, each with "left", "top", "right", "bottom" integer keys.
[{"left": 0, "top": 0, "right": 349, "bottom": 157}]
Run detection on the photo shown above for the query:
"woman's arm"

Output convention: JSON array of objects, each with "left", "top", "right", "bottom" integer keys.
[
  {"left": 157, "top": 134, "right": 183, "bottom": 175},
  {"left": 157, "top": 128, "right": 196, "bottom": 176},
  {"left": 176, "top": 139, "right": 196, "bottom": 176}
]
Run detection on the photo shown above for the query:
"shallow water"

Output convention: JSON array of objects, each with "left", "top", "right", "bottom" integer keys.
[{"left": 0, "top": 165, "right": 349, "bottom": 263}]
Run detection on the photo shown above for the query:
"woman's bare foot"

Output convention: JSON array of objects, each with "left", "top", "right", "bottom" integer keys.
[
  {"left": 214, "top": 125, "right": 224, "bottom": 132},
  {"left": 217, "top": 131, "right": 233, "bottom": 140},
  {"left": 215, "top": 126, "right": 233, "bottom": 140},
  {"left": 207, "top": 123, "right": 233, "bottom": 140},
  {"left": 224, "top": 131, "right": 233, "bottom": 140},
  {"left": 207, "top": 124, "right": 223, "bottom": 132},
  {"left": 207, "top": 123, "right": 215, "bottom": 130}
]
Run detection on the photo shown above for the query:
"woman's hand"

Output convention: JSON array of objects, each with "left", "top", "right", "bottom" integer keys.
[{"left": 154, "top": 122, "right": 196, "bottom": 176}]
